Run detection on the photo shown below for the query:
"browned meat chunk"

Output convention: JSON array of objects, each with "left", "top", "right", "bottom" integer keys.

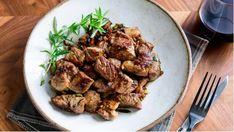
[
  {"left": 69, "top": 71, "right": 94, "bottom": 93},
  {"left": 103, "top": 20, "right": 112, "bottom": 32},
  {"left": 112, "top": 23, "right": 125, "bottom": 32},
  {"left": 94, "top": 56, "right": 118, "bottom": 81},
  {"left": 121, "top": 55, "right": 162, "bottom": 80},
  {"left": 93, "top": 79, "right": 112, "bottom": 93},
  {"left": 135, "top": 78, "right": 149, "bottom": 99},
  {"left": 124, "top": 27, "right": 141, "bottom": 38},
  {"left": 116, "top": 93, "right": 142, "bottom": 109},
  {"left": 96, "top": 40, "right": 109, "bottom": 52},
  {"left": 135, "top": 78, "right": 149, "bottom": 93},
  {"left": 93, "top": 79, "right": 115, "bottom": 99},
  {"left": 114, "top": 79, "right": 138, "bottom": 94},
  {"left": 111, "top": 73, "right": 133, "bottom": 94},
  {"left": 121, "top": 60, "right": 149, "bottom": 76},
  {"left": 121, "top": 60, "right": 163, "bottom": 81},
  {"left": 129, "top": 80, "right": 139, "bottom": 93},
  {"left": 97, "top": 100, "right": 120, "bottom": 120},
  {"left": 84, "top": 47, "right": 104, "bottom": 62},
  {"left": 82, "top": 64, "right": 98, "bottom": 80},
  {"left": 109, "top": 31, "right": 136, "bottom": 60},
  {"left": 56, "top": 60, "right": 78, "bottom": 78},
  {"left": 51, "top": 60, "right": 78, "bottom": 91},
  {"left": 65, "top": 47, "right": 85, "bottom": 67},
  {"left": 100, "top": 91, "right": 116, "bottom": 99},
  {"left": 137, "top": 43, "right": 153, "bottom": 56},
  {"left": 84, "top": 90, "right": 101, "bottom": 113},
  {"left": 148, "top": 61, "right": 163, "bottom": 81},
  {"left": 51, "top": 72, "right": 70, "bottom": 91},
  {"left": 135, "top": 38, "right": 154, "bottom": 56},
  {"left": 78, "top": 34, "right": 89, "bottom": 45},
  {"left": 108, "top": 58, "right": 121, "bottom": 69},
  {"left": 51, "top": 94, "right": 86, "bottom": 113}
]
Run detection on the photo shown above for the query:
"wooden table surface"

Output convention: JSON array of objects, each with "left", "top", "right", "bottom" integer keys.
[{"left": 0, "top": 0, "right": 233, "bottom": 131}]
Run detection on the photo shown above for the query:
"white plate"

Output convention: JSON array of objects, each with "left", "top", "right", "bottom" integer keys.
[{"left": 24, "top": 0, "right": 192, "bottom": 131}]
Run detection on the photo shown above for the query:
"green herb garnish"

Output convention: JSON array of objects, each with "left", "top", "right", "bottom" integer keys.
[
  {"left": 89, "top": 7, "right": 108, "bottom": 37},
  {"left": 153, "top": 56, "right": 158, "bottom": 62},
  {"left": 40, "top": 7, "right": 108, "bottom": 86}
]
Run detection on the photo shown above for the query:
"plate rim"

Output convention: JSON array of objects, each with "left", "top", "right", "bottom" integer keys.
[
  {"left": 140, "top": 0, "right": 192, "bottom": 130},
  {"left": 23, "top": 0, "right": 192, "bottom": 130}
]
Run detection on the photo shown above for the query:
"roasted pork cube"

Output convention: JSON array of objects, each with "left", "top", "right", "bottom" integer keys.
[
  {"left": 137, "top": 44, "right": 153, "bottom": 56},
  {"left": 124, "top": 27, "right": 141, "bottom": 38},
  {"left": 103, "top": 20, "right": 112, "bottom": 32},
  {"left": 148, "top": 61, "right": 163, "bottom": 81},
  {"left": 93, "top": 79, "right": 112, "bottom": 93},
  {"left": 84, "top": 90, "right": 101, "bottom": 113},
  {"left": 78, "top": 34, "right": 89, "bottom": 45},
  {"left": 122, "top": 59, "right": 163, "bottom": 81},
  {"left": 112, "top": 23, "right": 125, "bottom": 32},
  {"left": 121, "top": 60, "right": 149, "bottom": 77},
  {"left": 84, "top": 47, "right": 104, "bottom": 62},
  {"left": 115, "top": 79, "right": 138, "bottom": 94},
  {"left": 100, "top": 91, "right": 116, "bottom": 99},
  {"left": 82, "top": 64, "right": 98, "bottom": 80},
  {"left": 65, "top": 47, "right": 85, "bottom": 67},
  {"left": 50, "top": 72, "right": 70, "bottom": 91},
  {"left": 111, "top": 73, "right": 133, "bottom": 94},
  {"left": 50, "top": 60, "right": 78, "bottom": 91},
  {"left": 56, "top": 60, "right": 78, "bottom": 78},
  {"left": 93, "top": 79, "right": 115, "bottom": 99},
  {"left": 116, "top": 93, "right": 142, "bottom": 109},
  {"left": 146, "top": 42, "right": 154, "bottom": 50},
  {"left": 96, "top": 100, "right": 120, "bottom": 120},
  {"left": 51, "top": 94, "right": 86, "bottom": 113},
  {"left": 69, "top": 71, "right": 94, "bottom": 93},
  {"left": 94, "top": 56, "right": 118, "bottom": 81},
  {"left": 135, "top": 78, "right": 149, "bottom": 99},
  {"left": 96, "top": 40, "right": 109, "bottom": 52},
  {"left": 122, "top": 55, "right": 154, "bottom": 75},
  {"left": 109, "top": 31, "right": 136, "bottom": 60},
  {"left": 108, "top": 58, "right": 121, "bottom": 69},
  {"left": 129, "top": 80, "right": 139, "bottom": 93},
  {"left": 135, "top": 38, "right": 154, "bottom": 56},
  {"left": 135, "top": 78, "right": 149, "bottom": 93}
]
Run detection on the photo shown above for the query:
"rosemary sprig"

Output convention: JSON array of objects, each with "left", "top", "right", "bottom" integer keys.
[
  {"left": 90, "top": 7, "right": 108, "bottom": 37},
  {"left": 40, "top": 7, "right": 109, "bottom": 86},
  {"left": 40, "top": 17, "right": 69, "bottom": 85}
]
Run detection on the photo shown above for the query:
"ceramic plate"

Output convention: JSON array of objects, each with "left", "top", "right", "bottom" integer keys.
[{"left": 24, "top": 0, "right": 192, "bottom": 131}]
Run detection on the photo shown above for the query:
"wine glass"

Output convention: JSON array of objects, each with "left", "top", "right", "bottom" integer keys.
[{"left": 199, "top": 0, "right": 233, "bottom": 41}]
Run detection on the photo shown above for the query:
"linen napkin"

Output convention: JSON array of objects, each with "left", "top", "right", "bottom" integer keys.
[{"left": 7, "top": 32, "right": 208, "bottom": 131}]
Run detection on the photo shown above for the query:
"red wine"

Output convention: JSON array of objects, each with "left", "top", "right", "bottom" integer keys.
[
  {"left": 199, "top": 0, "right": 233, "bottom": 40},
  {"left": 220, "top": 0, "right": 233, "bottom": 4}
]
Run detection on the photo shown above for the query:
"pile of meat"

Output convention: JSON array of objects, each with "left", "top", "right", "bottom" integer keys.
[{"left": 50, "top": 21, "right": 163, "bottom": 120}]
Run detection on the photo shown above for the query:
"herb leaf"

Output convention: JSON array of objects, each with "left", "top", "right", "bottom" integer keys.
[
  {"left": 39, "top": 64, "right": 46, "bottom": 70},
  {"left": 40, "top": 7, "right": 109, "bottom": 85},
  {"left": 53, "top": 17, "right": 58, "bottom": 33},
  {"left": 40, "top": 78, "right": 45, "bottom": 86}
]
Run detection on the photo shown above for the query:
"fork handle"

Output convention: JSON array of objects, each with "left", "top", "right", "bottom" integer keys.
[
  {"left": 187, "top": 115, "right": 199, "bottom": 131},
  {"left": 187, "top": 126, "right": 194, "bottom": 131}
]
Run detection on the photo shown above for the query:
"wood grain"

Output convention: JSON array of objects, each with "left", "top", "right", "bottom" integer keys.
[
  {"left": 169, "top": 12, "right": 233, "bottom": 131},
  {"left": 0, "top": 16, "right": 43, "bottom": 131},
  {"left": 0, "top": 1, "right": 60, "bottom": 130},
  {"left": 0, "top": 0, "right": 61, "bottom": 15},
  {"left": 154, "top": 0, "right": 202, "bottom": 11},
  {"left": 0, "top": 0, "right": 233, "bottom": 131}
]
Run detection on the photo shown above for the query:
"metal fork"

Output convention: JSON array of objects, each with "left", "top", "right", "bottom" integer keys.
[{"left": 187, "top": 72, "right": 221, "bottom": 131}]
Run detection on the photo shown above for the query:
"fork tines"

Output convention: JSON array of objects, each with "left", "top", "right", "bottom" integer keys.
[{"left": 191, "top": 72, "right": 221, "bottom": 114}]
